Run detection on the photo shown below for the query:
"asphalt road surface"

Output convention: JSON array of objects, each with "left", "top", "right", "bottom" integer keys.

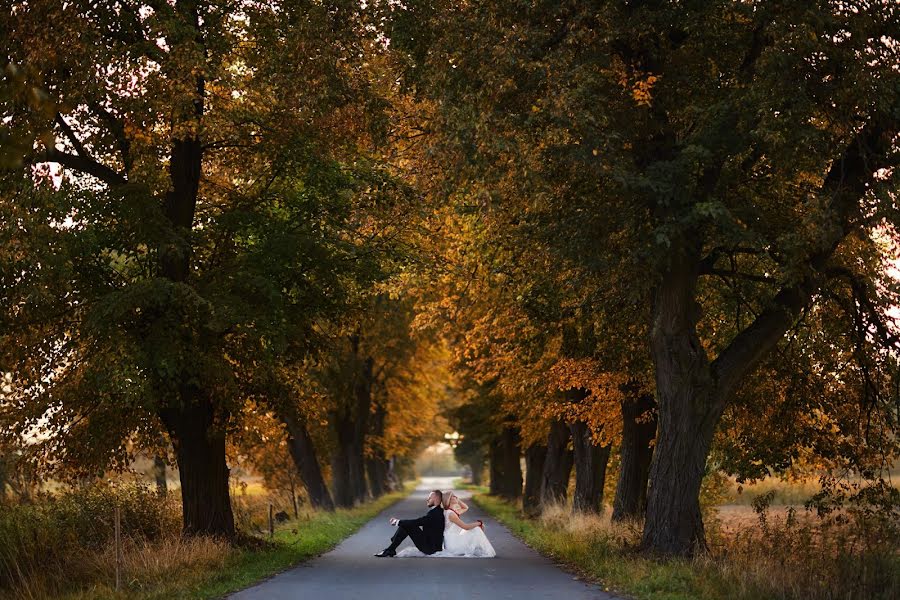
[{"left": 230, "top": 477, "right": 620, "bottom": 600}]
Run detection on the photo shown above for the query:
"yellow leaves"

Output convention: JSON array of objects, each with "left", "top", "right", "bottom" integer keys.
[
  {"left": 123, "top": 120, "right": 154, "bottom": 145},
  {"left": 631, "top": 75, "right": 659, "bottom": 107}
]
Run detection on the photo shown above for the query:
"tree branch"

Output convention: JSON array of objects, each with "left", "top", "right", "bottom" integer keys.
[
  {"left": 33, "top": 148, "right": 127, "bottom": 186},
  {"left": 710, "top": 120, "right": 898, "bottom": 403},
  {"left": 826, "top": 266, "right": 900, "bottom": 351},
  {"left": 88, "top": 103, "right": 133, "bottom": 175},
  {"left": 53, "top": 114, "right": 89, "bottom": 158}
]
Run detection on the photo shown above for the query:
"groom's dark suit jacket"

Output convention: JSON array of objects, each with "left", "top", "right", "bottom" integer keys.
[{"left": 398, "top": 505, "right": 444, "bottom": 553}]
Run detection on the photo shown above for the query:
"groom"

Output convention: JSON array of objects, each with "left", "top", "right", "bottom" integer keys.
[{"left": 374, "top": 489, "right": 444, "bottom": 557}]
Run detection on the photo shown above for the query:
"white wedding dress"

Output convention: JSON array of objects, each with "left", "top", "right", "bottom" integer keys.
[{"left": 396, "top": 509, "right": 496, "bottom": 558}]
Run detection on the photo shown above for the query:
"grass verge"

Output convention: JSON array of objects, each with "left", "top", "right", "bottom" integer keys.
[
  {"left": 474, "top": 493, "right": 899, "bottom": 600},
  {"left": 452, "top": 478, "right": 489, "bottom": 494},
  {"left": 2, "top": 484, "right": 412, "bottom": 600}
]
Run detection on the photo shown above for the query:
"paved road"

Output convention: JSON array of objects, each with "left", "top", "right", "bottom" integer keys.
[{"left": 231, "top": 477, "right": 619, "bottom": 600}]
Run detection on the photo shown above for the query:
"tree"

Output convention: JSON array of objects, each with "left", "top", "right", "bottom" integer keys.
[
  {"left": 1, "top": 0, "right": 388, "bottom": 537},
  {"left": 385, "top": 0, "right": 900, "bottom": 556}
]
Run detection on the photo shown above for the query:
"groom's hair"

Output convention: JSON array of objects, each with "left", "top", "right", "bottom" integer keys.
[{"left": 431, "top": 490, "right": 443, "bottom": 504}]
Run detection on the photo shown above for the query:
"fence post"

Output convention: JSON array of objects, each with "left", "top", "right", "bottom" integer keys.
[
  {"left": 269, "top": 503, "right": 274, "bottom": 539},
  {"left": 114, "top": 504, "right": 122, "bottom": 591}
]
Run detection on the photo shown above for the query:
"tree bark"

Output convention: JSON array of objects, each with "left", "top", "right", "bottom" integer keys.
[
  {"left": 154, "top": 4, "right": 235, "bottom": 538},
  {"left": 280, "top": 407, "right": 335, "bottom": 511},
  {"left": 641, "top": 124, "right": 892, "bottom": 557},
  {"left": 153, "top": 455, "right": 168, "bottom": 497},
  {"left": 468, "top": 457, "right": 484, "bottom": 486},
  {"left": 366, "top": 402, "right": 389, "bottom": 499},
  {"left": 331, "top": 412, "right": 359, "bottom": 507},
  {"left": 331, "top": 349, "right": 373, "bottom": 507},
  {"left": 640, "top": 240, "right": 720, "bottom": 556},
  {"left": 489, "top": 426, "right": 522, "bottom": 499},
  {"left": 612, "top": 393, "right": 657, "bottom": 521},
  {"left": 570, "top": 420, "right": 611, "bottom": 514},
  {"left": 160, "top": 391, "right": 235, "bottom": 539},
  {"left": 523, "top": 443, "right": 547, "bottom": 516},
  {"left": 366, "top": 457, "right": 390, "bottom": 498},
  {"left": 540, "top": 419, "right": 573, "bottom": 507}
]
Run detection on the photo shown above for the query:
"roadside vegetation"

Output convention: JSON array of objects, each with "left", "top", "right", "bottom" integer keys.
[
  {"left": 0, "top": 482, "right": 411, "bottom": 600},
  {"left": 475, "top": 486, "right": 899, "bottom": 600}
]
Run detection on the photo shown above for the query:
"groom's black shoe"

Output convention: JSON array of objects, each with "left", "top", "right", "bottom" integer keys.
[{"left": 374, "top": 548, "right": 396, "bottom": 557}]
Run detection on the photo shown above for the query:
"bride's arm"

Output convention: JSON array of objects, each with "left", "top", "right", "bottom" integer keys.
[
  {"left": 456, "top": 499, "right": 469, "bottom": 514},
  {"left": 447, "top": 510, "right": 480, "bottom": 531}
]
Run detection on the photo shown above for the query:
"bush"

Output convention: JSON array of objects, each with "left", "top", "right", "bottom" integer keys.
[{"left": 0, "top": 481, "right": 181, "bottom": 597}]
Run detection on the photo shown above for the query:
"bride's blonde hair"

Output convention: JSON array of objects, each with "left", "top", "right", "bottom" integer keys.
[{"left": 441, "top": 490, "right": 456, "bottom": 510}]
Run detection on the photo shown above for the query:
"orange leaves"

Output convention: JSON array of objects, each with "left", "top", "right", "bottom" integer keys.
[{"left": 631, "top": 75, "right": 659, "bottom": 107}]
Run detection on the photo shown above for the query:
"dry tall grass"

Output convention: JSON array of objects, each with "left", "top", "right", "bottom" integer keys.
[
  {"left": 3, "top": 533, "right": 230, "bottom": 600},
  {"left": 514, "top": 500, "right": 899, "bottom": 600},
  {"left": 0, "top": 482, "right": 232, "bottom": 600}
]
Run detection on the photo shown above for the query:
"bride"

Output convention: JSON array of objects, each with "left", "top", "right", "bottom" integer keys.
[{"left": 396, "top": 490, "right": 496, "bottom": 558}]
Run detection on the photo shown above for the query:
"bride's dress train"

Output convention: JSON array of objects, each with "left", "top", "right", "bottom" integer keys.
[{"left": 396, "top": 509, "right": 496, "bottom": 558}]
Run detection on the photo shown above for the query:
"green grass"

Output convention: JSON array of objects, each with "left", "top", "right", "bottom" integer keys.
[
  {"left": 188, "top": 489, "right": 411, "bottom": 599},
  {"left": 452, "top": 478, "right": 489, "bottom": 494},
  {"left": 55, "top": 486, "right": 413, "bottom": 600}
]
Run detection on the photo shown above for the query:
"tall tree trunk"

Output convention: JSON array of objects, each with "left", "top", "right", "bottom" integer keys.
[
  {"left": 489, "top": 426, "right": 522, "bottom": 499},
  {"left": 280, "top": 407, "right": 334, "bottom": 511},
  {"left": 468, "top": 457, "right": 484, "bottom": 486},
  {"left": 387, "top": 457, "right": 400, "bottom": 491},
  {"left": 488, "top": 439, "right": 501, "bottom": 496},
  {"left": 153, "top": 455, "right": 168, "bottom": 497},
  {"left": 350, "top": 355, "right": 373, "bottom": 503},
  {"left": 160, "top": 391, "right": 235, "bottom": 539},
  {"left": 366, "top": 402, "right": 388, "bottom": 499},
  {"left": 570, "top": 420, "right": 611, "bottom": 514},
  {"left": 641, "top": 243, "right": 719, "bottom": 555},
  {"left": 367, "top": 457, "right": 390, "bottom": 499},
  {"left": 639, "top": 122, "right": 885, "bottom": 557},
  {"left": 612, "top": 393, "right": 657, "bottom": 521},
  {"left": 155, "top": 5, "right": 234, "bottom": 537},
  {"left": 331, "top": 413, "right": 357, "bottom": 507},
  {"left": 331, "top": 349, "right": 373, "bottom": 507},
  {"left": 523, "top": 443, "right": 547, "bottom": 516},
  {"left": 540, "top": 419, "right": 573, "bottom": 506}
]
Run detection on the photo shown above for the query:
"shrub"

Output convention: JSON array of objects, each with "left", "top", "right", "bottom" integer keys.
[{"left": 0, "top": 481, "right": 181, "bottom": 597}]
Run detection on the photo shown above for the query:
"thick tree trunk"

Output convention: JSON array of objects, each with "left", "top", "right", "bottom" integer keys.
[
  {"left": 570, "top": 420, "right": 611, "bottom": 514},
  {"left": 612, "top": 393, "right": 657, "bottom": 521},
  {"left": 331, "top": 352, "right": 373, "bottom": 507},
  {"left": 540, "top": 419, "right": 573, "bottom": 506},
  {"left": 489, "top": 426, "right": 522, "bottom": 499},
  {"left": 366, "top": 457, "right": 390, "bottom": 499},
  {"left": 641, "top": 243, "right": 719, "bottom": 556},
  {"left": 468, "top": 457, "right": 484, "bottom": 486},
  {"left": 331, "top": 413, "right": 360, "bottom": 507},
  {"left": 280, "top": 408, "right": 335, "bottom": 511},
  {"left": 366, "top": 403, "right": 389, "bottom": 499},
  {"left": 350, "top": 356, "right": 373, "bottom": 503},
  {"left": 153, "top": 455, "right": 168, "bottom": 497},
  {"left": 154, "top": 13, "right": 230, "bottom": 538},
  {"left": 160, "top": 392, "right": 235, "bottom": 539},
  {"left": 523, "top": 443, "right": 547, "bottom": 516}
]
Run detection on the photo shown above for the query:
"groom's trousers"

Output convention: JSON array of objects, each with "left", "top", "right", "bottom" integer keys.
[{"left": 387, "top": 522, "right": 436, "bottom": 555}]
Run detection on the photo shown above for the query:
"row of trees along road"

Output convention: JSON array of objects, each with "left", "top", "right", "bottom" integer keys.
[
  {"left": 393, "top": 0, "right": 900, "bottom": 557},
  {"left": 1, "top": 0, "right": 899, "bottom": 559},
  {"left": 0, "top": 0, "right": 446, "bottom": 538}
]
